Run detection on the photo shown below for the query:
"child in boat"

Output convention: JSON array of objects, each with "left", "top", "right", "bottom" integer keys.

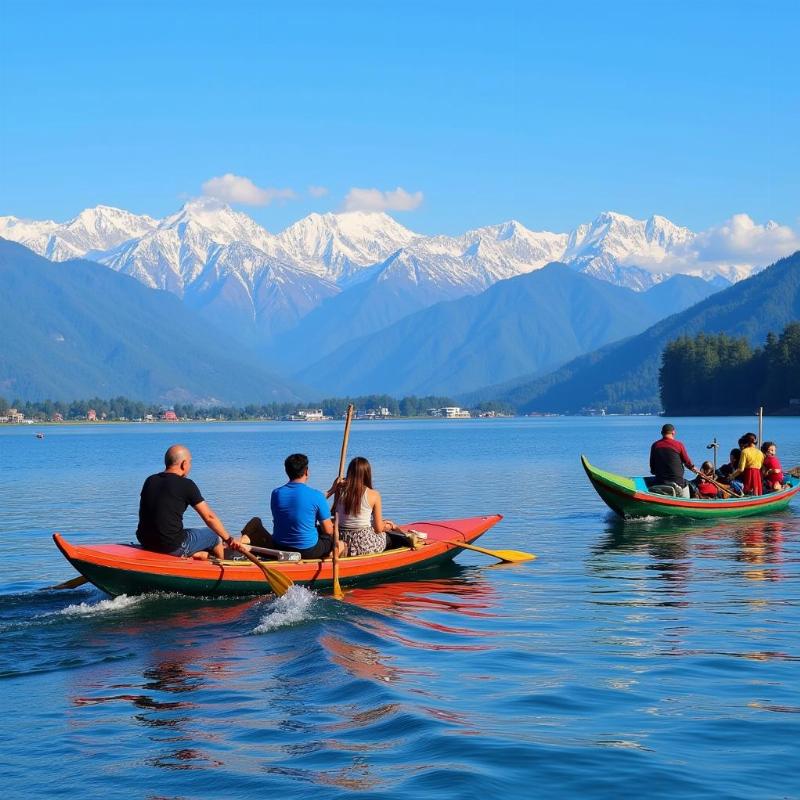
[
  {"left": 694, "top": 461, "right": 721, "bottom": 498},
  {"left": 716, "top": 448, "right": 744, "bottom": 495},
  {"left": 761, "top": 441, "right": 785, "bottom": 492},
  {"left": 732, "top": 433, "right": 764, "bottom": 495}
]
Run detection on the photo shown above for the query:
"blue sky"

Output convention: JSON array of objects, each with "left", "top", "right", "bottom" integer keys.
[{"left": 1, "top": 0, "right": 798, "bottom": 235}]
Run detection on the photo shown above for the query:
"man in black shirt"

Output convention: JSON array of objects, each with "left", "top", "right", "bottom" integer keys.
[{"left": 136, "top": 444, "right": 237, "bottom": 559}]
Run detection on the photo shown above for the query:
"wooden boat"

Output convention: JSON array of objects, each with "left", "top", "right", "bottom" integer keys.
[
  {"left": 582, "top": 455, "right": 800, "bottom": 520},
  {"left": 53, "top": 514, "right": 503, "bottom": 597}
]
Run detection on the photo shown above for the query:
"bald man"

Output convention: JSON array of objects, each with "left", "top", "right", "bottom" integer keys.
[{"left": 136, "top": 444, "right": 237, "bottom": 559}]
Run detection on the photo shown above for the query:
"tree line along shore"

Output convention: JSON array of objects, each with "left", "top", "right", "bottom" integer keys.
[
  {"left": 4, "top": 321, "right": 798, "bottom": 423},
  {"left": 659, "top": 323, "right": 800, "bottom": 416},
  {"left": 0, "top": 394, "right": 513, "bottom": 423}
]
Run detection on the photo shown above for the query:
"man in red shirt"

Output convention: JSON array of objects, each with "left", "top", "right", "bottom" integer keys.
[{"left": 649, "top": 423, "right": 696, "bottom": 498}]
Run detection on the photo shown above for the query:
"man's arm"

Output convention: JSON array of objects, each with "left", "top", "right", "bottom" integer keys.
[
  {"left": 319, "top": 518, "right": 333, "bottom": 536},
  {"left": 679, "top": 443, "right": 695, "bottom": 471},
  {"left": 193, "top": 500, "right": 233, "bottom": 543}
]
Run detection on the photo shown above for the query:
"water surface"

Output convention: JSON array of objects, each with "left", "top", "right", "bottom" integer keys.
[{"left": 1, "top": 417, "right": 799, "bottom": 798}]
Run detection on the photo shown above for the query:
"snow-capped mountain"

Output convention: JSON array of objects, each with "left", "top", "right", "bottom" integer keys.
[
  {"left": 184, "top": 241, "right": 337, "bottom": 340},
  {"left": 0, "top": 201, "right": 771, "bottom": 352},
  {"left": 99, "top": 198, "right": 274, "bottom": 292},
  {"left": 563, "top": 211, "right": 694, "bottom": 290},
  {"left": 267, "top": 210, "right": 419, "bottom": 282},
  {"left": 0, "top": 205, "right": 157, "bottom": 261}
]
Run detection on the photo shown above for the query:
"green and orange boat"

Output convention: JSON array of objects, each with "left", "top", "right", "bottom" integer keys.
[
  {"left": 582, "top": 455, "right": 800, "bottom": 520},
  {"left": 53, "top": 514, "right": 503, "bottom": 597}
]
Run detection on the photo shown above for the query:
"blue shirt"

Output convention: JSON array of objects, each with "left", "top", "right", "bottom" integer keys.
[{"left": 270, "top": 481, "right": 331, "bottom": 550}]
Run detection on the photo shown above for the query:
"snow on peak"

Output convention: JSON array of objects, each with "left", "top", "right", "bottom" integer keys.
[
  {"left": 272, "top": 209, "right": 418, "bottom": 280},
  {"left": 0, "top": 205, "right": 157, "bottom": 261}
]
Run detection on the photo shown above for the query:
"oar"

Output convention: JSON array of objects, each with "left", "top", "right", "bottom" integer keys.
[
  {"left": 234, "top": 545, "right": 293, "bottom": 597},
  {"left": 441, "top": 539, "right": 537, "bottom": 563},
  {"left": 690, "top": 467, "right": 742, "bottom": 498},
  {"left": 331, "top": 404, "right": 355, "bottom": 600},
  {"left": 42, "top": 575, "right": 89, "bottom": 591}
]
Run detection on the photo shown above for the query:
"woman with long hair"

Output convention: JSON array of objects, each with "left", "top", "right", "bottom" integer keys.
[{"left": 329, "top": 456, "right": 398, "bottom": 556}]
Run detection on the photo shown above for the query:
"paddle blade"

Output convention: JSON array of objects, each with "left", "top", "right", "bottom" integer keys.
[
  {"left": 788, "top": 466, "right": 800, "bottom": 479},
  {"left": 485, "top": 549, "right": 537, "bottom": 563},
  {"left": 42, "top": 575, "right": 89, "bottom": 591},
  {"left": 445, "top": 540, "right": 537, "bottom": 563},
  {"left": 332, "top": 577, "right": 345, "bottom": 600},
  {"left": 261, "top": 565, "right": 294, "bottom": 597},
  {"left": 239, "top": 547, "right": 293, "bottom": 596}
]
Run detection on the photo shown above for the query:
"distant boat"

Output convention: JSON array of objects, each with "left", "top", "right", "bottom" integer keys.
[
  {"left": 35, "top": 432, "right": 45, "bottom": 439},
  {"left": 582, "top": 454, "right": 800, "bottom": 519}
]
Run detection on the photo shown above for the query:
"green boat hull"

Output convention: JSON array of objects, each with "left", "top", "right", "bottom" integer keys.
[{"left": 582, "top": 455, "right": 799, "bottom": 520}]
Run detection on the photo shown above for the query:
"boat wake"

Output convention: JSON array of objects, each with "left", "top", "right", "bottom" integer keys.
[
  {"left": 251, "top": 585, "right": 317, "bottom": 634},
  {"left": 50, "top": 592, "right": 171, "bottom": 618}
]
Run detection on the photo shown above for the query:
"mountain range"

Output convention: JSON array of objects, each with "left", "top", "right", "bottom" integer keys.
[
  {"left": 0, "top": 202, "right": 754, "bottom": 355},
  {"left": 294, "top": 264, "right": 719, "bottom": 396},
  {"left": 3, "top": 200, "right": 794, "bottom": 406},
  {"left": 481, "top": 250, "right": 800, "bottom": 413}
]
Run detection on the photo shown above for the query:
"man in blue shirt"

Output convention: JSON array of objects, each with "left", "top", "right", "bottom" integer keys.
[{"left": 271, "top": 453, "right": 346, "bottom": 559}]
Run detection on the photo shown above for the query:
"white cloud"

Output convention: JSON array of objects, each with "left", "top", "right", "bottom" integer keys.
[
  {"left": 202, "top": 173, "right": 296, "bottom": 206},
  {"left": 343, "top": 186, "right": 423, "bottom": 212},
  {"left": 623, "top": 213, "right": 800, "bottom": 277},
  {"left": 691, "top": 214, "right": 800, "bottom": 263},
  {"left": 308, "top": 185, "right": 329, "bottom": 198}
]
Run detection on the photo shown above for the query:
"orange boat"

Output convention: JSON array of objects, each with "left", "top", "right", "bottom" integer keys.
[{"left": 52, "top": 515, "right": 503, "bottom": 597}]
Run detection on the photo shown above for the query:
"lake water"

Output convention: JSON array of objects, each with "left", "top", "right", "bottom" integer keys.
[{"left": 2, "top": 417, "right": 799, "bottom": 799}]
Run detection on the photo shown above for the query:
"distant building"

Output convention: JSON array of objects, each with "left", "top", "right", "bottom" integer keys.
[
  {"left": 162, "top": 409, "right": 178, "bottom": 421},
  {"left": 87, "top": 409, "right": 97, "bottom": 421},
  {"left": 52, "top": 413, "right": 63, "bottom": 422},
  {"left": 362, "top": 406, "right": 392, "bottom": 420},
  {"left": 441, "top": 406, "right": 471, "bottom": 418},
  {"left": 427, "top": 406, "right": 470, "bottom": 418},
  {"left": 286, "top": 409, "right": 328, "bottom": 421},
  {"left": 5, "top": 408, "right": 24, "bottom": 424}
]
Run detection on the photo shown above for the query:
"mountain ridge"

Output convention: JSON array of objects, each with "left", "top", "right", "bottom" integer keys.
[
  {"left": 0, "top": 238, "right": 304, "bottom": 404},
  {"left": 478, "top": 250, "right": 800, "bottom": 413},
  {"left": 292, "top": 264, "right": 720, "bottom": 396}
]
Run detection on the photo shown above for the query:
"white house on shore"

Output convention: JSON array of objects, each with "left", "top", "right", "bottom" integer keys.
[
  {"left": 428, "top": 406, "right": 471, "bottom": 418},
  {"left": 286, "top": 409, "right": 330, "bottom": 421}
]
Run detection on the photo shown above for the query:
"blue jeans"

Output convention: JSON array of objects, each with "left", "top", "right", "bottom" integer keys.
[{"left": 169, "top": 527, "right": 219, "bottom": 557}]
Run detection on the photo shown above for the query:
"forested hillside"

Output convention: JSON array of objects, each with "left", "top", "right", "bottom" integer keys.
[{"left": 660, "top": 324, "right": 800, "bottom": 414}]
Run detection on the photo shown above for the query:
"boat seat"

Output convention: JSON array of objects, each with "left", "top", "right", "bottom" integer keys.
[{"left": 649, "top": 484, "right": 678, "bottom": 497}]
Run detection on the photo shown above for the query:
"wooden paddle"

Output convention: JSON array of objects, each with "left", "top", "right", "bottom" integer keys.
[
  {"left": 234, "top": 545, "right": 293, "bottom": 597},
  {"left": 331, "top": 404, "right": 355, "bottom": 599},
  {"left": 440, "top": 539, "right": 537, "bottom": 563},
  {"left": 42, "top": 574, "right": 89, "bottom": 591},
  {"left": 690, "top": 467, "right": 742, "bottom": 498},
  {"left": 787, "top": 466, "right": 800, "bottom": 479}
]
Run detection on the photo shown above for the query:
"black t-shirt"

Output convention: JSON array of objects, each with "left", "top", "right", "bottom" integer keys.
[{"left": 136, "top": 472, "right": 204, "bottom": 553}]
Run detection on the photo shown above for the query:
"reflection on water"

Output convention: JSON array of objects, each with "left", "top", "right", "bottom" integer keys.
[{"left": 3, "top": 418, "right": 800, "bottom": 798}]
